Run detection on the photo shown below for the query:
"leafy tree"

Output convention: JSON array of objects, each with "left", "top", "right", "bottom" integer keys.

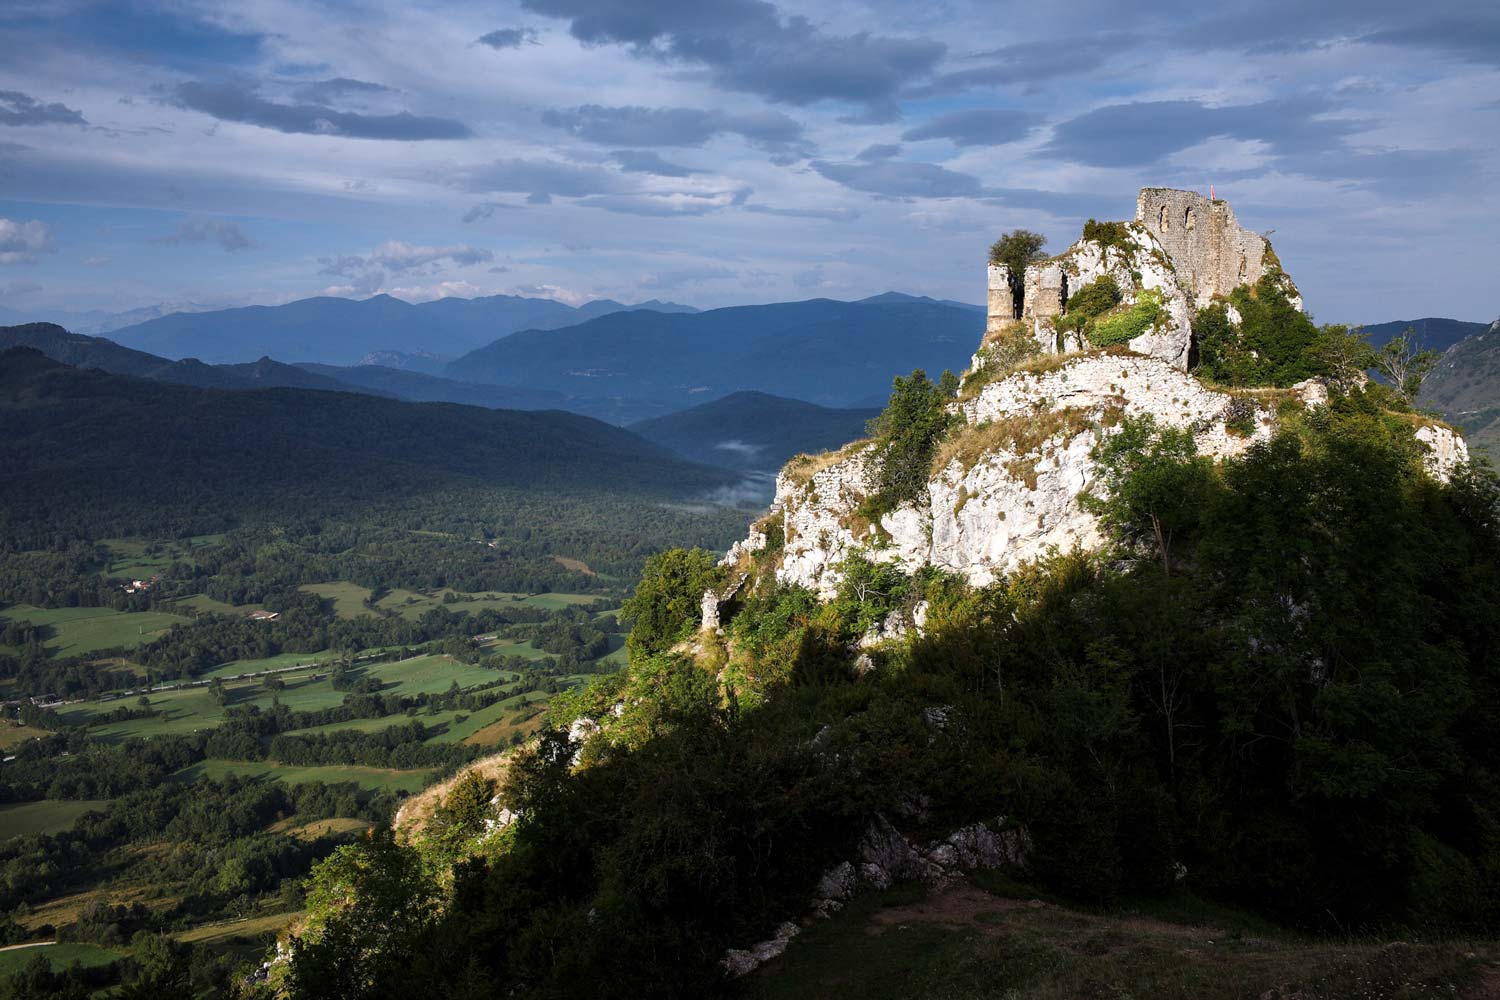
[
  {"left": 620, "top": 548, "right": 723, "bottom": 661},
  {"left": 1375, "top": 329, "right": 1439, "bottom": 404},
  {"left": 284, "top": 832, "right": 440, "bottom": 1000},
  {"left": 1082, "top": 415, "right": 1214, "bottom": 574},
  {"left": 863, "top": 369, "right": 959, "bottom": 516},
  {"left": 116, "top": 933, "right": 193, "bottom": 1000},
  {"left": 987, "top": 229, "right": 1047, "bottom": 273}
]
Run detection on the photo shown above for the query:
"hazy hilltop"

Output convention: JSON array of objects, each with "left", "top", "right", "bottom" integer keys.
[
  {"left": 0, "top": 347, "right": 737, "bottom": 534},
  {"left": 1360, "top": 317, "right": 1490, "bottom": 352},
  {"left": 104, "top": 293, "right": 697, "bottom": 366},
  {"left": 629, "top": 391, "right": 878, "bottom": 472},
  {"left": 447, "top": 295, "right": 984, "bottom": 408}
]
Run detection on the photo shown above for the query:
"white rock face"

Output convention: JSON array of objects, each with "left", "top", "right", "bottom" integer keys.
[
  {"left": 769, "top": 353, "right": 1307, "bottom": 597},
  {"left": 1415, "top": 423, "right": 1470, "bottom": 479}
]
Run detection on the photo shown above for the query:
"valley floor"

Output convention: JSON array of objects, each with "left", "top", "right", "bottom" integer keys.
[{"left": 749, "top": 874, "right": 1499, "bottom": 1000}]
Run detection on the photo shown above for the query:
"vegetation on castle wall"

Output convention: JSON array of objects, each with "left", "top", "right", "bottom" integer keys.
[
  {"left": 987, "top": 230, "right": 1047, "bottom": 272},
  {"left": 1088, "top": 288, "right": 1166, "bottom": 347},
  {"left": 1081, "top": 219, "right": 1133, "bottom": 250},
  {"left": 1056, "top": 275, "right": 1123, "bottom": 338}
]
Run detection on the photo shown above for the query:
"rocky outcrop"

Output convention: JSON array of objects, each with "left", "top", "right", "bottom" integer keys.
[
  {"left": 722, "top": 814, "right": 1029, "bottom": 977},
  {"left": 1415, "top": 422, "right": 1470, "bottom": 479}
]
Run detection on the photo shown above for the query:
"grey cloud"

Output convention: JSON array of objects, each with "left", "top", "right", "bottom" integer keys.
[
  {"left": 0, "top": 218, "right": 56, "bottom": 264},
  {"left": 478, "top": 27, "right": 541, "bottom": 48},
  {"left": 639, "top": 264, "right": 735, "bottom": 289},
  {"left": 151, "top": 218, "right": 255, "bottom": 252},
  {"left": 4, "top": 279, "right": 42, "bottom": 296},
  {"left": 611, "top": 149, "right": 700, "bottom": 176},
  {"left": 792, "top": 266, "right": 825, "bottom": 289},
  {"left": 172, "top": 81, "right": 471, "bottom": 140},
  {"left": 542, "top": 104, "right": 806, "bottom": 152},
  {"left": 743, "top": 203, "right": 861, "bottom": 222},
  {"left": 0, "top": 90, "right": 87, "bottom": 127},
  {"left": 290, "top": 78, "right": 396, "bottom": 103},
  {"left": 527, "top": 192, "right": 553, "bottom": 204},
  {"left": 902, "top": 108, "right": 1038, "bottom": 147},
  {"left": 1361, "top": 13, "right": 1500, "bottom": 66},
  {"left": 574, "top": 194, "right": 726, "bottom": 216},
  {"left": 520, "top": 0, "right": 944, "bottom": 110},
  {"left": 1038, "top": 98, "right": 1359, "bottom": 167},
  {"left": 449, "top": 157, "right": 629, "bottom": 197},
  {"left": 811, "top": 158, "right": 990, "bottom": 199},
  {"left": 857, "top": 143, "right": 900, "bottom": 161},
  {"left": 462, "top": 202, "right": 519, "bottom": 222},
  {"left": 912, "top": 34, "right": 1137, "bottom": 97},
  {"left": 319, "top": 241, "right": 493, "bottom": 275}
]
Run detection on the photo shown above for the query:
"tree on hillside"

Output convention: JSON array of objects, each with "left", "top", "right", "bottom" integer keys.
[
  {"left": 621, "top": 548, "right": 723, "bottom": 661},
  {"left": 864, "top": 368, "right": 960, "bottom": 515},
  {"left": 1376, "top": 329, "right": 1439, "bottom": 404},
  {"left": 1082, "top": 415, "right": 1215, "bottom": 575}
]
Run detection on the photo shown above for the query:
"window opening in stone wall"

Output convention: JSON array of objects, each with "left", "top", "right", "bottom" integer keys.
[
  {"left": 1158, "top": 204, "right": 1169, "bottom": 231},
  {"left": 1184, "top": 207, "right": 1196, "bottom": 231},
  {"left": 1238, "top": 257, "right": 1248, "bottom": 281}
]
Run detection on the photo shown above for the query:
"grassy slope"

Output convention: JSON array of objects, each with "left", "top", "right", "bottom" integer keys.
[
  {"left": 750, "top": 875, "right": 1497, "bottom": 1000},
  {"left": 0, "top": 604, "right": 189, "bottom": 658},
  {"left": 0, "top": 943, "right": 125, "bottom": 976},
  {"left": 0, "top": 800, "right": 109, "bottom": 839}
]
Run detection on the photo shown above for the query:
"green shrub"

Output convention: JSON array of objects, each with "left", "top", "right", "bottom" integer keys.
[
  {"left": 988, "top": 229, "right": 1047, "bottom": 271},
  {"left": 863, "top": 369, "right": 959, "bottom": 517},
  {"left": 1088, "top": 289, "right": 1164, "bottom": 347},
  {"left": 1081, "top": 219, "right": 1132, "bottom": 250},
  {"left": 1057, "top": 275, "right": 1123, "bottom": 335}
]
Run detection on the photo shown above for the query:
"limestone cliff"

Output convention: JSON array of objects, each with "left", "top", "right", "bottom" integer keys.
[{"left": 708, "top": 188, "right": 1469, "bottom": 614}]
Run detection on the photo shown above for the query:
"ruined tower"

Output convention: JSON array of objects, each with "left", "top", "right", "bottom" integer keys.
[{"left": 1133, "top": 187, "right": 1272, "bottom": 304}]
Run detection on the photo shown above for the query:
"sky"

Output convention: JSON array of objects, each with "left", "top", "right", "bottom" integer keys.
[{"left": 0, "top": 0, "right": 1496, "bottom": 326}]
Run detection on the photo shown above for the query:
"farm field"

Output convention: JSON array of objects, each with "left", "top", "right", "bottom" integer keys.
[
  {"left": 0, "top": 800, "right": 109, "bottom": 839},
  {"left": 0, "top": 605, "right": 189, "bottom": 658},
  {"left": 0, "top": 942, "right": 124, "bottom": 976},
  {"left": 175, "top": 910, "right": 302, "bottom": 945},
  {"left": 199, "top": 650, "right": 340, "bottom": 679},
  {"left": 174, "top": 759, "right": 436, "bottom": 793},
  {"left": 375, "top": 587, "right": 603, "bottom": 619},
  {"left": 0, "top": 722, "right": 51, "bottom": 750},
  {"left": 298, "top": 581, "right": 373, "bottom": 619},
  {"left": 164, "top": 594, "right": 265, "bottom": 617},
  {"left": 63, "top": 654, "right": 511, "bottom": 740}
]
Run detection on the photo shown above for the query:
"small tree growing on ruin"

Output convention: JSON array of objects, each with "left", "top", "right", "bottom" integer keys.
[{"left": 988, "top": 230, "right": 1047, "bottom": 274}]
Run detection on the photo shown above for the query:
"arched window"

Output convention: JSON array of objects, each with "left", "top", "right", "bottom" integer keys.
[
  {"left": 1183, "top": 206, "right": 1196, "bottom": 231},
  {"left": 1158, "top": 204, "right": 1169, "bottom": 231},
  {"left": 1238, "top": 257, "right": 1248, "bottom": 280}
]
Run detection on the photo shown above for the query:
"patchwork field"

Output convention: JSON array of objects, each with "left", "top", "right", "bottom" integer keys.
[
  {"left": 175, "top": 910, "right": 302, "bottom": 946},
  {"left": 298, "top": 581, "right": 373, "bottom": 619},
  {"left": 0, "top": 800, "right": 109, "bottom": 840},
  {"left": 164, "top": 594, "right": 266, "bottom": 617},
  {"left": 0, "top": 605, "right": 189, "bottom": 658},
  {"left": 174, "top": 759, "right": 436, "bottom": 793},
  {"left": 0, "top": 943, "right": 124, "bottom": 977},
  {"left": 63, "top": 654, "right": 514, "bottom": 741},
  {"left": 0, "top": 722, "right": 51, "bottom": 750}
]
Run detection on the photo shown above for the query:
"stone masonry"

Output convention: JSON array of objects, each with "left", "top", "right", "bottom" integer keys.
[{"left": 1134, "top": 187, "right": 1271, "bottom": 304}]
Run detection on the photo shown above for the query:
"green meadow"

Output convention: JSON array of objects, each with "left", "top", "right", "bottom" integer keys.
[
  {"left": 174, "top": 759, "right": 436, "bottom": 794},
  {"left": 0, "top": 943, "right": 124, "bottom": 977},
  {"left": 0, "top": 800, "right": 109, "bottom": 840},
  {"left": 0, "top": 605, "right": 189, "bottom": 658}
]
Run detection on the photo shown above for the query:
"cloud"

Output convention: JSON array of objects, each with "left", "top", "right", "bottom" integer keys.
[
  {"left": 0, "top": 218, "right": 57, "bottom": 264},
  {"left": 541, "top": 104, "right": 806, "bottom": 152},
  {"left": 792, "top": 265, "right": 825, "bottom": 289},
  {"left": 152, "top": 218, "right": 256, "bottom": 251},
  {"left": 520, "top": 0, "right": 944, "bottom": 110},
  {"left": 574, "top": 193, "right": 729, "bottom": 216},
  {"left": 387, "top": 280, "right": 482, "bottom": 302},
  {"left": 171, "top": 81, "right": 471, "bottom": 140},
  {"left": 448, "top": 157, "right": 630, "bottom": 198},
  {"left": 912, "top": 33, "right": 1138, "bottom": 97},
  {"left": 639, "top": 264, "right": 735, "bottom": 289},
  {"left": 478, "top": 27, "right": 541, "bottom": 48},
  {"left": 461, "top": 202, "right": 519, "bottom": 222},
  {"left": 1038, "top": 97, "right": 1358, "bottom": 168},
  {"left": 610, "top": 149, "right": 701, "bottom": 176},
  {"left": 857, "top": 143, "right": 901, "bottom": 161},
  {"left": 902, "top": 108, "right": 1039, "bottom": 147},
  {"left": 320, "top": 241, "right": 493, "bottom": 276},
  {"left": 742, "top": 203, "right": 860, "bottom": 222},
  {"left": 811, "top": 158, "right": 990, "bottom": 199},
  {"left": 83, "top": 256, "right": 111, "bottom": 266},
  {"left": 290, "top": 78, "right": 397, "bottom": 104},
  {"left": 0, "top": 90, "right": 87, "bottom": 127},
  {"left": 4, "top": 279, "right": 43, "bottom": 297},
  {"left": 1360, "top": 13, "right": 1500, "bottom": 66}
]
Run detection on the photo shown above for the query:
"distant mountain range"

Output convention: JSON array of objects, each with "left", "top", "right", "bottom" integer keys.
[
  {"left": 103, "top": 293, "right": 698, "bottom": 366},
  {"left": 630, "top": 391, "right": 878, "bottom": 473},
  {"left": 446, "top": 293, "right": 985, "bottom": 409},
  {"left": 0, "top": 348, "right": 737, "bottom": 534},
  {"left": 1361, "top": 318, "right": 1490, "bottom": 353}
]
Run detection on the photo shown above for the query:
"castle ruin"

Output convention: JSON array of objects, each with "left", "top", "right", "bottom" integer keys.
[{"left": 986, "top": 187, "right": 1276, "bottom": 336}]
